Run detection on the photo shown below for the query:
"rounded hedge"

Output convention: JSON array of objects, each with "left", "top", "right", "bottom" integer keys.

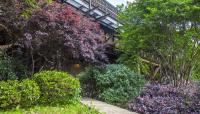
[
  {"left": 33, "top": 71, "right": 80, "bottom": 105},
  {"left": 0, "top": 80, "right": 21, "bottom": 109},
  {"left": 80, "top": 64, "right": 147, "bottom": 106},
  {"left": 19, "top": 79, "right": 40, "bottom": 107}
]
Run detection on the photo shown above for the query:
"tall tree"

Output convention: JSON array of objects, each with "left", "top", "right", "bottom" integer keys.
[
  {"left": 0, "top": 0, "right": 109, "bottom": 73},
  {"left": 22, "top": 2, "right": 108, "bottom": 72},
  {"left": 118, "top": 0, "right": 200, "bottom": 86}
]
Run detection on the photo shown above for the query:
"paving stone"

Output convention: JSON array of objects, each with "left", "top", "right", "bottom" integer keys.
[{"left": 81, "top": 98, "right": 138, "bottom": 114}]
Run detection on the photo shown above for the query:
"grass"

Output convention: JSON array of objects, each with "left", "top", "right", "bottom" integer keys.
[{"left": 0, "top": 103, "right": 102, "bottom": 114}]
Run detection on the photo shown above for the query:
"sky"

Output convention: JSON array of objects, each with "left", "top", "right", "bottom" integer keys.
[{"left": 107, "top": 0, "right": 134, "bottom": 6}]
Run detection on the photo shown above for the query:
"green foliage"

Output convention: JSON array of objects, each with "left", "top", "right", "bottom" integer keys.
[
  {"left": 0, "top": 80, "right": 21, "bottom": 109},
  {"left": 0, "top": 103, "right": 103, "bottom": 114},
  {"left": 21, "top": 9, "right": 34, "bottom": 19},
  {"left": 19, "top": 80, "right": 40, "bottom": 107},
  {"left": 21, "top": 0, "right": 53, "bottom": 18},
  {"left": 117, "top": 0, "right": 200, "bottom": 85},
  {"left": 20, "top": 0, "right": 38, "bottom": 18},
  {"left": 11, "top": 57, "right": 29, "bottom": 80},
  {"left": 99, "top": 88, "right": 130, "bottom": 105},
  {"left": 24, "top": 0, "right": 38, "bottom": 8},
  {"left": 193, "top": 73, "right": 200, "bottom": 81},
  {"left": 33, "top": 71, "right": 80, "bottom": 105},
  {"left": 0, "top": 53, "right": 17, "bottom": 80},
  {"left": 79, "top": 66, "right": 103, "bottom": 98},
  {"left": 80, "top": 64, "right": 147, "bottom": 106},
  {"left": 0, "top": 52, "right": 28, "bottom": 80},
  {"left": 0, "top": 80, "right": 40, "bottom": 109},
  {"left": 192, "top": 65, "right": 200, "bottom": 81}
]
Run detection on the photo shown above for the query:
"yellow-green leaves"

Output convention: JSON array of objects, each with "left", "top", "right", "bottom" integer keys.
[
  {"left": 21, "top": 0, "right": 53, "bottom": 18},
  {"left": 117, "top": 0, "right": 200, "bottom": 85}
]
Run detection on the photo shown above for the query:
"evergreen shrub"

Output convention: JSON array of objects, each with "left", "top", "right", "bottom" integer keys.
[{"left": 33, "top": 71, "right": 80, "bottom": 105}]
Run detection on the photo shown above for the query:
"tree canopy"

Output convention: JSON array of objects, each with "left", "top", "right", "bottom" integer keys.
[
  {"left": 118, "top": 0, "right": 200, "bottom": 85},
  {"left": 0, "top": 0, "right": 109, "bottom": 73}
]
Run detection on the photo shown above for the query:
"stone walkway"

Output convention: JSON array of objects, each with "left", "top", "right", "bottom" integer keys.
[{"left": 81, "top": 98, "right": 138, "bottom": 114}]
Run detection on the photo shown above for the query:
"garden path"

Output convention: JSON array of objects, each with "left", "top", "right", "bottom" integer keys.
[{"left": 81, "top": 98, "right": 138, "bottom": 114}]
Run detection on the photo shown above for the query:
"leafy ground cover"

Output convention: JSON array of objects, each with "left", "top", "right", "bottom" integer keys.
[
  {"left": 128, "top": 83, "right": 200, "bottom": 114},
  {"left": 0, "top": 103, "right": 102, "bottom": 114}
]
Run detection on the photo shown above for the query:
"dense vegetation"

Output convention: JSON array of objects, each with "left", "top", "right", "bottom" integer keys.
[
  {"left": 0, "top": 80, "right": 21, "bottom": 109},
  {"left": 0, "top": 0, "right": 200, "bottom": 113},
  {"left": 117, "top": 0, "right": 200, "bottom": 113},
  {"left": 0, "top": 0, "right": 109, "bottom": 75},
  {"left": 0, "top": 71, "right": 102, "bottom": 114},
  {"left": 129, "top": 83, "right": 200, "bottom": 114},
  {"left": 0, "top": 71, "right": 79, "bottom": 109},
  {"left": 19, "top": 80, "right": 40, "bottom": 107},
  {"left": 0, "top": 52, "right": 28, "bottom": 80},
  {"left": 0, "top": 0, "right": 106, "bottom": 113},
  {"left": 118, "top": 0, "right": 200, "bottom": 85},
  {"left": 80, "top": 64, "right": 146, "bottom": 106},
  {"left": 33, "top": 71, "right": 80, "bottom": 105}
]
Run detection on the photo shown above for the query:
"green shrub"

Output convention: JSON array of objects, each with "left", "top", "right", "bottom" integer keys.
[
  {"left": 19, "top": 80, "right": 40, "bottom": 107},
  {"left": 0, "top": 80, "right": 21, "bottom": 109},
  {"left": 99, "top": 88, "right": 130, "bottom": 105},
  {"left": 79, "top": 64, "right": 147, "bottom": 106},
  {"left": 33, "top": 71, "right": 80, "bottom": 105},
  {"left": 79, "top": 66, "right": 103, "bottom": 98},
  {"left": 0, "top": 52, "right": 29, "bottom": 81},
  {"left": 0, "top": 53, "right": 17, "bottom": 80},
  {"left": 11, "top": 57, "right": 29, "bottom": 80}
]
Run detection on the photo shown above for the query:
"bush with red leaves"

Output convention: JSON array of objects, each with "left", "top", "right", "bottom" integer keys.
[
  {"left": 31, "top": 2, "right": 107, "bottom": 64},
  {"left": 128, "top": 83, "right": 200, "bottom": 114},
  {"left": 1, "top": 1, "right": 109, "bottom": 72}
]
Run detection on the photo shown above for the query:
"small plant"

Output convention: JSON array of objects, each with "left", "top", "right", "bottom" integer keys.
[
  {"left": 0, "top": 80, "right": 21, "bottom": 109},
  {"left": 19, "top": 79, "right": 40, "bottom": 107},
  {"left": 33, "top": 71, "right": 80, "bottom": 105},
  {"left": 80, "top": 64, "right": 147, "bottom": 106}
]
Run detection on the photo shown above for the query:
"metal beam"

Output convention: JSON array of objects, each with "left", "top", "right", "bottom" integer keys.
[
  {"left": 108, "top": 22, "right": 113, "bottom": 26},
  {"left": 89, "top": 0, "right": 92, "bottom": 10},
  {"left": 62, "top": 0, "right": 118, "bottom": 30},
  {"left": 96, "top": 13, "right": 110, "bottom": 21},
  {"left": 78, "top": 6, "right": 84, "bottom": 10},
  {"left": 61, "top": 0, "right": 65, "bottom": 3},
  {"left": 91, "top": 13, "right": 99, "bottom": 18},
  {"left": 85, "top": 6, "right": 99, "bottom": 15}
]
